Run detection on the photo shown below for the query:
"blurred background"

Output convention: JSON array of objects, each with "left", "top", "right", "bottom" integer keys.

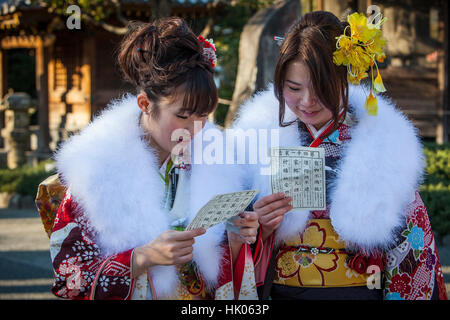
[{"left": 0, "top": 0, "right": 448, "bottom": 299}]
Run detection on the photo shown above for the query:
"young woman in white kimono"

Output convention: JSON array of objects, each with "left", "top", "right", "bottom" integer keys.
[
  {"left": 46, "top": 17, "right": 259, "bottom": 300},
  {"left": 232, "top": 11, "right": 447, "bottom": 300}
]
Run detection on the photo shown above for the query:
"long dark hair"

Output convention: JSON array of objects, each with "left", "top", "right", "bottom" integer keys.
[
  {"left": 117, "top": 17, "right": 218, "bottom": 117},
  {"left": 274, "top": 11, "right": 349, "bottom": 134}
]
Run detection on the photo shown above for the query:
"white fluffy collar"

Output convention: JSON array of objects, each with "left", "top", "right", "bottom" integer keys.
[
  {"left": 55, "top": 95, "right": 243, "bottom": 297},
  {"left": 232, "top": 84, "right": 425, "bottom": 253}
]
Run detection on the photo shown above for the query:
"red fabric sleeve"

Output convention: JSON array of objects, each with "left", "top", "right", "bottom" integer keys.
[
  {"left": 50, "top": 192, "right": 135, "bottom": 300},
  {"left": 232, "top": 243, "right": 247, "bottom": 298},
  {"left": 253, "top": 230, "right": 275, "bottom": 287},
  {"left": 215, "top": 237, "right": 254, "bottom": 300}
]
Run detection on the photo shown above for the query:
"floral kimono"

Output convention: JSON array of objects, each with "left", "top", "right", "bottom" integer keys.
[
  {"left": 36, "top": 95, "right": 258, "bottom": 300},
  {"left": 232, "top": 84, "right": 447, "bottom": 300}
]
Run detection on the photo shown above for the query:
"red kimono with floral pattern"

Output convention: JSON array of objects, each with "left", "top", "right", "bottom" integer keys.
[{"left": 49, "top": 191, "right": 257, "bottom": 300}]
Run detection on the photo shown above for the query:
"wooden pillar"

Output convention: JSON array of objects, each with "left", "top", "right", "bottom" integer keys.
[
  {"left": 321, "top": 0, "right": 352, "bottom": 19},
  {"left": 359, "top": 0, "right": 373, "bottom": 14},
  {"left": 35, "top": 36, "right": 52, "bottom": 154},
  {"left": 436, "top": 0, "right": 448, "bottom": 144},
  {"left": 317, "top": 0, "right": 324, "bottom": 10},
  {"left": 83, "top": 35, "right": 94, "bottom": 119},
  {"left": 0, "top": 49, "right": 5, "bottom": 149},
  {"left": 0, "top": 49, "right": 7, "bottom": 98},
  {"left": 441, "top": 0, "right": 449, "bottom": 143}
]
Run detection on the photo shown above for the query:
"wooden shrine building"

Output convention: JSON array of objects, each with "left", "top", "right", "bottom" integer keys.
[{"left": 0, "top": 0, "right": 218, "bottom": 166}]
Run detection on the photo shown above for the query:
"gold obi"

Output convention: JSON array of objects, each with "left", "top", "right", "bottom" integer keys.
[
  {"left": 170, "top": 263, "right": 209, "bottom": 300},
  {"left": 35, "top": 174, "right": 66, "bottom": 238},
  {"left": 273, "top": 219, "right": 370, "bottom": 288}
]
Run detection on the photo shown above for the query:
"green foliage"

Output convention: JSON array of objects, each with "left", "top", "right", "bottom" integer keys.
[
  {"left": 37, "top": 0, "right": 115, "bottom": 21},
  {"left": 419, "top": 143, "right": 450, "bottom": 236},
  {"left": 423, "top": 142, "right": 450, "bottom": 181},
  {"left": 235, "top": 0, "right": 278, "bottom": 10},
  {"left": 0, "top": 160, "right": 56, "bottom": 197}
]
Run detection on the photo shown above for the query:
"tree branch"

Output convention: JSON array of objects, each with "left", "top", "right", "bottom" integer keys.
[
  {"left": 199, "top": 0, "right": 225, "bottom": 37},
  {"left": 80, "top": 11, "right": 128, "bottom": 35},
  {"left": 109, "top": 0, "right": 130, "bottom": 26},
  {"left": 200, "top": 17, "right": 215, "bottom": 38}
]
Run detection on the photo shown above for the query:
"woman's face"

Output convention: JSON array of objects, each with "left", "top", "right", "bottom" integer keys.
[
  {"left": 283, "top": 60, "right": 333, "bottom": 129},
  {"left": 138, "top": 89, "right": 209, "bottom": 161}
]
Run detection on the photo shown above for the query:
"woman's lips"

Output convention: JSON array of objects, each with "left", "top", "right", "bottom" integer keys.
[{"left": 300, "top": 109, "right": 320, "bottom": 117}]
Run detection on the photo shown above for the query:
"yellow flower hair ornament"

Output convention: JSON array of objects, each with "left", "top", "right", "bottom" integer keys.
[{"left": 333, "top": 12, "right": 388, "bottom": 116}]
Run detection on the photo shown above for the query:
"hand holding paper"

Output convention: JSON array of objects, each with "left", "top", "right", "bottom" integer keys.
[
  {"left": 186, "top": 190, "right": 259, "bottom": 231},
  {"left": 226, "top": 211, "right": 259, "bottom": 245},
  {"left": 270, "top": 146, "right": 326, "bottom": 210}
]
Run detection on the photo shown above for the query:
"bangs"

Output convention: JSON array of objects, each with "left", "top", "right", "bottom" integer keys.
[{"left": 179, "top": 67, "right": 218, "bottom": 116}]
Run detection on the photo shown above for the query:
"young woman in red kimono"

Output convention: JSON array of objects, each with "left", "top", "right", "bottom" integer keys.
[
  {"left": 46, "top": 17, "right": 259, "bottom": 300},
  {"left": 232, "top": 11, "right": 448, "bottom": 300}
]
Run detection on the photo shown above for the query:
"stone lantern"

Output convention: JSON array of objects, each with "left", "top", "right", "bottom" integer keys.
[{"left": 0, "top": 92, "right": 32, "bottom": 169}]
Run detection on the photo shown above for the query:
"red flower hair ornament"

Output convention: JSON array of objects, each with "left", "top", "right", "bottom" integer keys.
[{"left": 198, "top": 35, "right": 217, "bottom": 68}]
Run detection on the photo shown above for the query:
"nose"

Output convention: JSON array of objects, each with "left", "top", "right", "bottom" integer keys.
[
  {"left": 300, "top": 88, "right": 317, "bottom": 108},
  {"left": 186, "top": 117, "right": 206, "bottom": 138}
]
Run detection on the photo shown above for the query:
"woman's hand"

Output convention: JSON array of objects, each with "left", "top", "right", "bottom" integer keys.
[
  {"left": 227, "top": 211, "right": 260, "bottom": 245},
  {"left": 132, "top": 228, "right": 205, "bottom": 278},
  {"left": 254, "top": 193, "right": 292, "bottom": 242},
  {"left": 227, "top": 211, "right": 259, "bottom": 266}
]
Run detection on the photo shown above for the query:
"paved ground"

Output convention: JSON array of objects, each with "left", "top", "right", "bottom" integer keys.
[
  {"left": 0, "top": 209, "right": 56, "bottom": 299},
  {"left": 0, "top": 208, "right": 449, "bottom": 300}
]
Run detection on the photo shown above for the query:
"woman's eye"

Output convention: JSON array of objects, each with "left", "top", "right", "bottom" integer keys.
[
  {"left": 176, "top": 115, "right": 189, "bottom": 119},
  {"left": 288, "top": 86, "right": 300, "bottom": 92}
]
